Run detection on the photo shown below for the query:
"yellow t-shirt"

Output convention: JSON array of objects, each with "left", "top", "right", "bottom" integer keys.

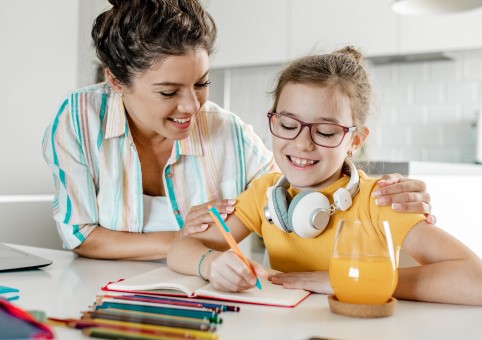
[{"left": 234, "top": 171, "right": 425, "bottom": 273}]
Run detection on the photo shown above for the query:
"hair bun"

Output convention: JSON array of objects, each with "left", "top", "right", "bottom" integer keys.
[
  {"left": 107, "top": 0, "right": 123, "bottom": 7},
  {"left": 335, "top": 46, "right": 363, "bottom": 63}
]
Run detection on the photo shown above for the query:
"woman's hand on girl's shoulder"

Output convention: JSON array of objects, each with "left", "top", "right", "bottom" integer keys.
[
  {"left": 373, "top": 173, "right": 436, "bottom": 224},
  {"left": 181, "top": 199, "right": 236, "bottom": 237}
]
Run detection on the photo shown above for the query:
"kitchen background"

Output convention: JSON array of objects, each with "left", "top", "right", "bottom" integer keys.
[
  {"left": 1, "top": 0, "right": 482, "bottom": 257},
  {"left": 208, "top": 55, "right": 482, "bottom": 163}
]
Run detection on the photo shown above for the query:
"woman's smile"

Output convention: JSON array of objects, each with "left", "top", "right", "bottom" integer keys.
[{"left": 168, "top": 116, "right": 193, "bottom": 130}]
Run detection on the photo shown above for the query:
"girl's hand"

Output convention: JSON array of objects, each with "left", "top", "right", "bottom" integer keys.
[
  {"left": 269, "top": 271, "right": 333, "bottom": 294},
  {"left": 373, "top": 174, "right": 436, "bottom": 224},
  {"left": 181, "top": 199, "right": 236, "bottom": 237},
  {"left": 207, "top": 251, "right": 268, "bottom": 292}
]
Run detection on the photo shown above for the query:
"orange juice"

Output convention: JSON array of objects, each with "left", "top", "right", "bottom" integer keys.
[{"left": 329, "top": 256, "right": 398, "bottom": 305}]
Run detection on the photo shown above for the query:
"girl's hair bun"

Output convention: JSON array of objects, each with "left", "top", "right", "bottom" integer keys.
[{"left": 335, "top": 46, "right": 363, "bottom": 63}]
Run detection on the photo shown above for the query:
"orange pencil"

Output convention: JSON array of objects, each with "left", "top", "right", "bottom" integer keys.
[{"left": 207, "top": 205, "right": 262, "bottom": 290}]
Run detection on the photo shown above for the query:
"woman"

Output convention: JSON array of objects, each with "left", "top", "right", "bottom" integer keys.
[{"left": 42, "top": 0, "right": 432, "bottom": 260}]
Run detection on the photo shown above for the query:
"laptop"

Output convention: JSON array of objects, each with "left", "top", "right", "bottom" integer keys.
[{"left": 0, "top": 243, "right": 52, "bottom": 272}]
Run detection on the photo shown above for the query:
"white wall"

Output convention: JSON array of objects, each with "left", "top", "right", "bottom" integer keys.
[
  {"left": 366, "top": 55, "right": 482, "bottom": 163},
  {"left": 0, "top": 0, "right": 107, "bottom": 248},
  {"left": 78, "top": 0, "right": 110, "bottom": 87},
  {"left": 0, "top": 0, "right": 79, "bottom": 196}
]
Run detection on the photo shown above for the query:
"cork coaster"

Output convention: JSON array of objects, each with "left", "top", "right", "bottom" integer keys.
[{"left": 328, "top": 295, "right": 397, "bottom": 318}]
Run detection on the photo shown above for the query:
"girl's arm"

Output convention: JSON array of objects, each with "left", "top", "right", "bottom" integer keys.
[
  {"left": 167, "top": 214, "right": 267, "bottom": 292},
  {"left": 396, "top": 221, "right": 482, "bottom": 306}
]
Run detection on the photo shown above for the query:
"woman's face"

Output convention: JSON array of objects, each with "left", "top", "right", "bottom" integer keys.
[
  {"left": 118, "top": 49, "right": 210, "bottom": 141},
  {"left": 272, "top": 83, "right": 358, "bottom": 191}
]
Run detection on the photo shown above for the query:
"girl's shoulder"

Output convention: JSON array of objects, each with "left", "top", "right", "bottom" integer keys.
[
  {"left": 249, "top": 172, "right": 283, "bottom": 189},
  {"left": 238, "top": 172, "right": 283, "bottom": 200},
  {"left": 357, "top": 169, "right": 381, "bottom": 193}
]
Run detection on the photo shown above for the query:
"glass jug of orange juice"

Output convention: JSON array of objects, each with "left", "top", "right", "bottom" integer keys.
[{"left": 329, "top": 219, "right": 398, "bottom": 305}]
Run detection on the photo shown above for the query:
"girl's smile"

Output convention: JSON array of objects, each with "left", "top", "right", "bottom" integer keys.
[{"left": 287, "top": 155, "right": 318, "bottom": 168}]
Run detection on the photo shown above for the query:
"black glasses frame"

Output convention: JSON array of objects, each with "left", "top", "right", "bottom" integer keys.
[{"left": 267, "top": 112, "right": 357, "bottom": 148}]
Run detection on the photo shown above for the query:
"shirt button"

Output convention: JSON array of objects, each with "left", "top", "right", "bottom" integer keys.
[
  {"left": 173, "top": 210, "right": 180, "bottom": 215},
  {"left": 166, "top": 173, "right": 173, "bottom": 179}
]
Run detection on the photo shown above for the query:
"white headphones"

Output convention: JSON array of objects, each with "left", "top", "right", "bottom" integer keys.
[{"left": 264, "top": 159, "right": 360, "bottom": 238}]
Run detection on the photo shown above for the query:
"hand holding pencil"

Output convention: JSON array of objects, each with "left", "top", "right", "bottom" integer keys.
[{"left": 207, "top": 205, "right": 267, "bottom": 292}]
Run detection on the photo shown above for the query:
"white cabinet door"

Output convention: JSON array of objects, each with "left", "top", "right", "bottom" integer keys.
[
  {"left": 289, "top": 0, "right": 399, "bottom": 58},
  {"left": 206, "top": 0, "right": 289, "bottom": 68},
  {"left": 400, "top": 9, "right": 482, "bottom": 53}
]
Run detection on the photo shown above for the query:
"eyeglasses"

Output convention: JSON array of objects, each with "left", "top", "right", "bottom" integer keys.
[{"left": 267, "top": 112, "right": 357, "bottom": 148}]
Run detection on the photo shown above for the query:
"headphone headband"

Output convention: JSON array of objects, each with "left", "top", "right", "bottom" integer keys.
[{"left": 344, "top": 159, "right": 359, "bottom": 196}]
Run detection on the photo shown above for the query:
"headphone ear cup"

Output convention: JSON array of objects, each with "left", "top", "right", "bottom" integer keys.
[
  {"left": 288, "top": 191, "right": 331, "bottom": 238},
  {"left": 269, "top": 186, "right": 293, "bottom": 233}
]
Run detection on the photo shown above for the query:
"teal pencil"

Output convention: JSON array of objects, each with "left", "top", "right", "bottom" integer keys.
[
  {"left": 130, "top": 294, "right": 240, "bottom": 312},
  {"left": 208, "top": 205, "right": 262, "bottom": 290},
  {"left": 94, "top": 301, "right": 222, "bottom": 324},
  {"left": 96, "top": 296, "right": 213, "bottom": 313},
  {"left": 86, "top": 307, "right": 222, "bottom": 325}
]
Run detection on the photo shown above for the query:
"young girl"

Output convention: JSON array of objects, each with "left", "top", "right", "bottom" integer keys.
[{"left": 167, "top": 47, "right": 482, "bottom": 305}]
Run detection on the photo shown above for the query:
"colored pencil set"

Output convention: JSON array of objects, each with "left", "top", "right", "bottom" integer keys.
[{"left": 49, "top": 293, "right": 240, "bottom": 340}]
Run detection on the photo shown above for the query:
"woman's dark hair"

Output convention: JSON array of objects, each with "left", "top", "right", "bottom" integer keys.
[{"left": 92, "top": 0, "right": 217, "bottom": 86}]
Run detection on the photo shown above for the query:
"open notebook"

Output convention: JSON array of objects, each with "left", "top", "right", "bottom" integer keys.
[{"left": 103, "top": 267, "right": 311, "bottom": 308}]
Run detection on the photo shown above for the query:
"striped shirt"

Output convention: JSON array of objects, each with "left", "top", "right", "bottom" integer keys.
[{"left": 42, "top": 83, "right": 276, "bottom": 249}]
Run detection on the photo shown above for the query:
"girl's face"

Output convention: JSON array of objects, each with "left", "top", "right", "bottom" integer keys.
[
  {"left": 110, "top": 49, "right": 210, "bottom": 141},
  {"left": 272, "top": 83, "right": 364, "bottom": 191}
]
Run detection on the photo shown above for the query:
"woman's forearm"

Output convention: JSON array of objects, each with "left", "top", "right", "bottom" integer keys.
[{"left": 72, "top": 226, "right": 179, "bottom": 260}]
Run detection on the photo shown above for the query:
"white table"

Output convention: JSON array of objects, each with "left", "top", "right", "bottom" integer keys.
[{"left": 1, "top": 245, "right": 482, "bottom": 340}]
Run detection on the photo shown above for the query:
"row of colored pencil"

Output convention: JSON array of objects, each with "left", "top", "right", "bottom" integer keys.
[{"left": 49, "top": 294, "right": 240, "bottom": 339}]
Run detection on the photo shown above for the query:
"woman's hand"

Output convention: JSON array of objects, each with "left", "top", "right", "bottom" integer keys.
[
  {"left": 181, "top": 199, "right": 236, "bottom": 237},
  {"left": 372, "top": 173, "right": 436, "bottom": 224},
  {"left": 206, "top": 251, "right": 268, "bottom": 292},
  {"left": 269, "top": 271, "right": 333, "bottom": 294}
]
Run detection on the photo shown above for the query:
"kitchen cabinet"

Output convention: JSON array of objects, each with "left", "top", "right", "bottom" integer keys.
[
  {"left": 207, "top": 1, "right": 482, "bottom": 68},
  {"left": 207, "top": 0, "right": 399, "bottom": 68},
  {"left": 288, "top": 0, "right": 399, "bottom": 58},
  {"left": 399, "top": 9, "right": 482, "bottom": 54},
  {"left": 206, "top": 0, "right": 290, "bottom": 68}
]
